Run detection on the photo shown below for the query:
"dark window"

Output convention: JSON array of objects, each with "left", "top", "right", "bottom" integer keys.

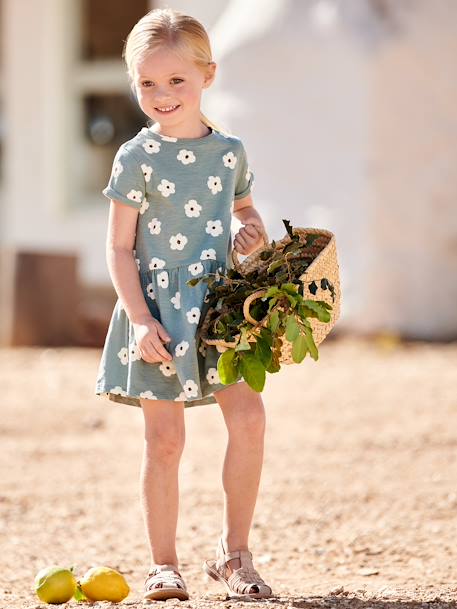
[{"left": 81, "top": 0, "right": 149, "bottom": 60}]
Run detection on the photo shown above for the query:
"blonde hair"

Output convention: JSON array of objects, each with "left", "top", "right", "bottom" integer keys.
[{"left": 122, "top": 8, "right": 231, "bottom": 136}]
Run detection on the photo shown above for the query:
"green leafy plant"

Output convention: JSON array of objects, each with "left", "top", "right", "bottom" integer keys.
[{"left": 187, "top": 219, "right": 334, "bottom": 393}]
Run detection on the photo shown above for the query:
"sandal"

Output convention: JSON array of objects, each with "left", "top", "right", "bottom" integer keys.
[
  {"left": 143, "top": 563, "right": 189, "bottom": 602},
  {"left": 202, "top": 536, "right": 273, "bottom": 599}
]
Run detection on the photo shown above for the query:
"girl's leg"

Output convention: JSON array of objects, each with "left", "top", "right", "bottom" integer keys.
[
  {"left": 212, "top": 381, "right": 266, "bottom": 575},
  {"left": 139, "top": 398, "right": 186, "bottom": 571}
]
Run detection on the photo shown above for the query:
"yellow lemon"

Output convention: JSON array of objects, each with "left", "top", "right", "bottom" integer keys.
[
  {"left": 79, "top": 566, "right": 130, "bottom": 602},
  {"left": 34, "top": 565, "right": 77, "bottom": 604}
]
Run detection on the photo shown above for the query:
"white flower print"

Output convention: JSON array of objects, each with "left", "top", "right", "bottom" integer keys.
[
  {"left": 110, "top": 386, "right": 128, "bottom": 396},
  {"left": 175, "top": 391, "right": 187, "bottom": 402},
  {"left": 207, "top": 175, "right": 222, "bottom": 194},
  {"left": 198, "top": 342, "right": 207, "bottom": 357},
  {"left": 175, "top": 340, "right": 190, "bottom": 357},
  {"left": 157, "top": 270, "right": 169, "bottom": 288},
  {"left": 200, "top": 248, "right": 216, "bottom": 260},
  {"left": 161, "top": 135, "right": 178, "bottom": 142},
  {"left": 113, "top": 160, "right": 123, "bottom": 178},
  {"left": 146, "top": 283, "right": 156, "bottom": 300},
  {"left": 149, "top": 257, "right": 166, "bottom": 270},
  {"left": 141, "top": 163, "right": 153, "bottom": 182},
  {"left": 159, "top": 360, "right": 177, "bottom": 376},
  {"left": 207, "top": 367, "right": 221, "bottom": 384},
  {"left": 184, "top": 199, "right": 202, "bottom": 218},
  {"left": 135, "top": 257, "right": 140, "bottom": 271},
  {"left": 188, "top": 262, "right": 204, "bottom": 276},
  {"left": 140, "top": 197, "right": 150, "bottom": 215},
  {"left": 157, "top": 179, "right": 175, "bottom": 198},
  {"left": 129, "top": 343, "right": 141, "bottom": 362},
  {"left": 127, "top": 189, "right": 143, "bottom": 204},
  {"left": 223, "top": 151, "right": 237, "bottom": 169},
  {"left": 205, "top": 219, "right": 223, "bottom": 237},
  {"left": 186, "top": 306, "right": 201, "bottom": 325},
  {"left": 170, "top": 291, "right": 181, "bottom": 310},
  {"left": 143, "top": 138, "right": 161, "bottom": 154},
  {"left": 177, "top": 149, "right": 196, "bottom": 164},
  {"left": 148, "top": 218, "right": 161, "bottom": 234},
  {"left": 216, "top": 344, "right": 229, "bottom": 353},
  {"left": 183, "top": 379, "right": 199, "bottom": 398},
  {"left": 170, "top": 233, "right": 188, "bottom": 251},
  {"left": 140, "top": 390, "right": 158, "bottom": 399},
  {"left": 117, "top": 347, "right": 128, "bottom": 365}
]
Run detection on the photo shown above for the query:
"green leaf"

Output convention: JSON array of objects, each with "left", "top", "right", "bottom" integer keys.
[
  {"left": 267, "top": 259, "right": 284, "bottom": 274},
  {"left": 259, "top": 327, "right": 273, "bottom": 346},
  {"left": 268, "top": 296, "right": 279, "bottom": 312},
  {"left": 292, "top": 334, "right": 308, "bottom": 363},
  {"left": 303, "top": 327, "right": 319, "bottom": 360},
  {"left": 302, "top": 299, "right": 332, "bottom": 322},
  {"left": 286, "top": 294, "right": 297, "bottom": 307},
  {"left": 265, "top": 351, "right": 281, "bottom": 373},
  {"left": 239, "top": 353, "right": 266, "bottom": 392},
  {"left": 269, "top": 310, "right": 280, "bottom": 333},
  {"left": 263, "top": 286, "right": 280, "bottom": 298},
  {"left": 255, "top": 336, "right": 273, "bottom": 368},
  {"left": 285, "top": 315, "right": 300, "bottom": 341},
  {"left": 186, "top": 277, "right": 202, "bottom": 287},
  {"left": 235, "top": 327, "right": 252, "bottom": 351},
  {"left": 73, "top": 584, "right": 89, "bottom": 602},
  {"left": 280, "top": 283, "right": 299, "bottom": 295},
  {"left": 217, "top": 349, "right": 239, "bottom": 384}
]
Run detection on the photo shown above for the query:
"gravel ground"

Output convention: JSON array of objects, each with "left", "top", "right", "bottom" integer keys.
[{"left": 1, "top": 336, "right": 457, "bottom": 608}]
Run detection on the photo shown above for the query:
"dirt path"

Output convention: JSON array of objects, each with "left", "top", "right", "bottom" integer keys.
[{"left": 1, "top": 336, "right": 457, "bottom": 608}]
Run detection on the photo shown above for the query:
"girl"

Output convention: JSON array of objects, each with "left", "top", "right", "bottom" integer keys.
[{"left": 94, "top": 8, "right": 273, "bottom": 602}]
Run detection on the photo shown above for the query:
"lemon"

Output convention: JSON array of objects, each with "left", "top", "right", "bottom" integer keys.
[
  {"left": 79, "top": 566, "right": 130, "bottom": 602},
  {"left": 34, "top": 565, "right": 77, "bottom": 604}
]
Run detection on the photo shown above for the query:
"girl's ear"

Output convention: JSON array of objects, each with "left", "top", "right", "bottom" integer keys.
[{"left": 203, "top": 62, "right": 216, "bottom": 89}]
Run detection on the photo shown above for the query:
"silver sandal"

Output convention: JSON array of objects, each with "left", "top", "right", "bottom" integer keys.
[
  {"left": 143, "top": 563, "right": 189, "bottom": 602},
  {"left": 203, "top": 536, "right": 273, "bottom": 599}
]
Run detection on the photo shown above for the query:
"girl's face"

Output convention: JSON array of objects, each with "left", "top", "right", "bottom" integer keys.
[{"left": 132, "top": 46, "right": 215, "bottom": 127}]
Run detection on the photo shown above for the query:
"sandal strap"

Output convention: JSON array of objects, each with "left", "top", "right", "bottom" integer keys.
[
  {"left": 228, "top": 567, "right": 272, "bottom": 595},
  {"left": 145, "top": 564, "right": 186, "bottom": 591},
  {"left": 215, "top": 537, "right": 272, "bottom": 596}
]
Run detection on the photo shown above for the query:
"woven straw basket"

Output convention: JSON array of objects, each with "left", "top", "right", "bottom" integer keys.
[{"left": 199, "top": 225, "right": 341, "bottom": 364}]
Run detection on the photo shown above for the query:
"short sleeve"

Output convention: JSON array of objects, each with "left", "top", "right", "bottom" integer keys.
[
  {"left": 234, "top": 142, "right": 255, "bottom": 200},
  {"left": 102, "top": 143, "right": 146, "bottom": 209}
]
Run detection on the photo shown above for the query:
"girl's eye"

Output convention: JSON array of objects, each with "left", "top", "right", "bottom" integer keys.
[{"left": 141, "top": 78, "right": 183, "bottom": 87}]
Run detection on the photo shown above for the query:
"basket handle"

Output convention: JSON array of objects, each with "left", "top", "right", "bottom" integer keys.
[
  {"left": 243, "top": 289, "right": 268, "bottom": 325},
  {"left": 231, "top": 224, "right": 270, "bottom": 272}
]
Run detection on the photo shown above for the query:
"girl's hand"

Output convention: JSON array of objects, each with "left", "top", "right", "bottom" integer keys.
[
  {"left": 132, "top": 315, "right": 173, "bottom": 363},
  {"left": 233, "top": 222, "right": 265, "bottom": 256}
]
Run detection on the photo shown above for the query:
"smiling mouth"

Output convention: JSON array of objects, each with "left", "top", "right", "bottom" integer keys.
[{"left": 155, "top": 105, "right": 180, "bottom": 113}]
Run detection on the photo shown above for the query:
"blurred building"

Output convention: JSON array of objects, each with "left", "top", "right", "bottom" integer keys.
[{"left": 0, "top": 0, "right": 456, "bottom": 344}]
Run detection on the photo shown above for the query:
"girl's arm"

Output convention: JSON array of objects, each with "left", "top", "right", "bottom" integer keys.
[
  {"left": 232, "top": 193, "right": 268, "bottom": 254},
  {"left": 106, "top": 199, "right": 154, "bottom": 325}
]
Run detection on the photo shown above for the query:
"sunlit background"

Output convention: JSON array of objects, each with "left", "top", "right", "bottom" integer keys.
[
  {"left": 1, "top": 2, "right": 457, "bottom": 606},
  {"left": 1, "top": 0, "right": 455, "bottom": 347}
]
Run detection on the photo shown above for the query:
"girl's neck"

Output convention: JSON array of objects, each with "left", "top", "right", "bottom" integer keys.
[{"left": 150, "top": 119, "right": 211, "bottom": 140}]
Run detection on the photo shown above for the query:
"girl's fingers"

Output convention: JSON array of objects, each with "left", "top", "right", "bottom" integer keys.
[{"left": 244, "top": 224, "right": 261, "bottom": 237}]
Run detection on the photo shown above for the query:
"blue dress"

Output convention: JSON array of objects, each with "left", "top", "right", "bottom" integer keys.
[{"left": 94, "top": 125, "right": 254, "bottom": 408}]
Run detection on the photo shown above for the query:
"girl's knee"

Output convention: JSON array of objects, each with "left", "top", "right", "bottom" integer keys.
[
  {"left": 144, "top": 427, "right": 185, "bottom": 457},
  {"left": 227, "top": 399, "right": 266, "bottom": 437},
  {"left": 141, "top": 399, "right": 185, "bottom": 455}
]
